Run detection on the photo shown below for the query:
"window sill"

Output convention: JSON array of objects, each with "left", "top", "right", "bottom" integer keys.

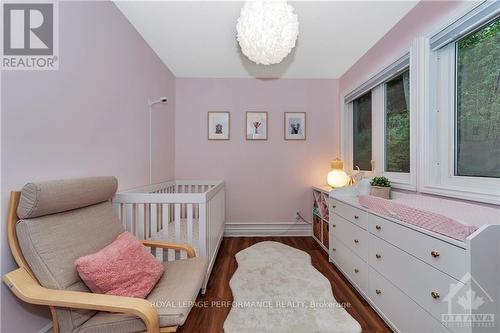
[
  {"left": 391, "top": 182, "right": 417, "bottom": 192},
  {"left": 419, "top": 184, "right": 500, "bottom": 206}
]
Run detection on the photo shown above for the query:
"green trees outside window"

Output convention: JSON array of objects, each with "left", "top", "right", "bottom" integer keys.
[
  {"left": 456, "top": 18, "right": 500, "bottom": 178},
  {"left": 385, "top": 70, "right": 410, "bottom": 173},
  {"left": 353, "top": 92, "right": 372, "bottom": 171}
]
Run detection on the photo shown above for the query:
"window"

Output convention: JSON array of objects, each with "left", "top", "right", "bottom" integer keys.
[
  {"left": 343, "top": 55, "right": 414, "bottom": 188},
  {"left": 455, "top": 18, "right": 500, "bottom": 178},
  {"left": 423, "top": 4, "right": 500, "bottom": 204},
  {"left": 342, "top": 2, "right": 499, "bottom": 203},
  {"left": 353, "top": 92, "right": 372, "bottom": 171},
  {"left": 385, "top": 70, "right": 410, "bottom": 173}
]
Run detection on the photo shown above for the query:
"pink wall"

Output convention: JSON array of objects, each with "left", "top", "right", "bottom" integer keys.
[
  {"left": 175, "top": 78, "right": 339, "bottom": 223},
  {"left": 339, "top": 0, "right": 466, "bottom": 94},
  {"left": 1, "top": 2, "right": 175, "bottom": 332}
]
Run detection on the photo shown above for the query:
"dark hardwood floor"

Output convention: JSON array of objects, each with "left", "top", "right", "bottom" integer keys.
[{"left": 177, "top": 237, "right": 392, "bottom": 333}]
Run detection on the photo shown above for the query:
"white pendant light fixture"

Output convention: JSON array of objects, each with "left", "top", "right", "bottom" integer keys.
[{"left": 236, "top": 0, "right": 299, "bottom": 65}]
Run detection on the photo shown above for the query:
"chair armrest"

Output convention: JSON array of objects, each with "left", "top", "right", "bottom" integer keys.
[
  {"left": 142, "top": 240, "right": 196, "bottom": 258},
  {"left": 3, "top": 268, "right": 160, "bottom": 333}
]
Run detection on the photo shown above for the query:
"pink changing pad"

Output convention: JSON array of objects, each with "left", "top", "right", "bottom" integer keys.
[{"left": 358, "top": 195, "right": 477, "bottom": 241}]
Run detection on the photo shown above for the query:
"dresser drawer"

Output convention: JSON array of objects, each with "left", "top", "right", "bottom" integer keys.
[
  {"left": 330, "top": 199, "right": 367, "bottom": 229},
  {"left": 369, "top": 267, "right": 450, "bottom": 333},
  {"left": 369, "top": 234, "right": 463, "bottom": 322},
  {"left": 368, "top": 213, "right": 466, "bottom": 280},
  {"left": 330, "top": 235, "right": 368, "bottom": 293},
  {"left": 331, "top": 214, "right": 368, "bottom": 261}
]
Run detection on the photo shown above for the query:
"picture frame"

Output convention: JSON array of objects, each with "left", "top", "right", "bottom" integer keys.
[
  {"left": 246, "top": 112, "right": 268, "bottom": 140},
  {"left": 208, "top": 111, "right": 230, "bottom": 140},
  {"left": 284, "top": 112, "right": 306, "bottom": 140}
]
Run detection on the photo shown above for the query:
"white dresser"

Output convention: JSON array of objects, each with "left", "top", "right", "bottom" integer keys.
[{"left": 328, "top": 195, "right": 500, "bottom": 333}]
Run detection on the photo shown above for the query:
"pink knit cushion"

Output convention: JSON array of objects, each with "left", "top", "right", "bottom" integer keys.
[{"left": 75, "top": 231, "right": 164, "bottom": 298}]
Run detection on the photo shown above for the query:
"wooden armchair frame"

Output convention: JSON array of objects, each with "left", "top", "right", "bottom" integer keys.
[{"left": 2, "top": 191, "right": 196, "bottom": 333}]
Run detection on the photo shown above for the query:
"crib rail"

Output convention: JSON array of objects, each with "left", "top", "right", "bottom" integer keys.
[
  {"left": 112, "top": 180, "right": 225, "bottom": 290},
  {"left": 121, "top": 180, "right": 219, "bottom": 195}
]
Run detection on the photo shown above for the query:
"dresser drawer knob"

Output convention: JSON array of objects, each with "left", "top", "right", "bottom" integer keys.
[
  {"left": 354, "top": 268, "right": 359, "bottom": 273},
  {"left": 332, "top": 205, "right": 337, "bottom": 209},
  {"left": 354, "top": 215, "right": 359, "bottom": 219},
  {"left": 375, "top": 254, "right": 382, "bottom": 259},
  {"left": 431, "top": 291, "right": 441, "bottom": 299},
  {"left": 332, "top": 248, "right": 336, "bottom": 252},
  {"left": 354, "top": 239, "right": 359, "bottom": 244},
  {"left": 375, "top": 289, "right": 382, "bottom": 295},
  {"left": 375, "top": 225, "right": 382, "bottom": 230},
  {"left": 332, "top": 224, "right": 336, "bottom": 228},
  {"left": 431, "top": 251, "right": 440, "bottom": 258}
]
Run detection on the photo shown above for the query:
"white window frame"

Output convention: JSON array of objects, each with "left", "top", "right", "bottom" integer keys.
[
  {"left": 349, "top": 91, "right": 375, "bottom": 175},
  {"left": 342, "top": 52, "right": 416, "bottom": 190},
  {"left": 420, "top": 24, "right": 500, "bottom": 204},
  {"left": 377, "top": 68, "right": 416, "bottom": 189}
]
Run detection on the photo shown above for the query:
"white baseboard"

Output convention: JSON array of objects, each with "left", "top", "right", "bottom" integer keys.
[
  {"left": 38, "top": 322, "right": 52, "bottom": 333},
  {"left": 224, "top": 222, "right": 312, "bottom": 237}
]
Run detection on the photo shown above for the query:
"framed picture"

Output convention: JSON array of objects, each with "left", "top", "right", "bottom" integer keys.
[
  {"left": 284, "top": 112, "right": 306, "bottom": 140},
  {"left": 208, "top": 112, "right": 230, "bottom": 140},
  {"left": 246, "top": 112, "right": 268, "bottom": 140}
]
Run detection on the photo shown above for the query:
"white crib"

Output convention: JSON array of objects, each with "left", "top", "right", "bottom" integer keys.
[{"left": 112, "top": 180, "right": 225, "bottom": 291}]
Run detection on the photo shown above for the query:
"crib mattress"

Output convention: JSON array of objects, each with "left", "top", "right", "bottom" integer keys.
[{"left": 149, "top": 219, "right": 200, "bottom": 260}]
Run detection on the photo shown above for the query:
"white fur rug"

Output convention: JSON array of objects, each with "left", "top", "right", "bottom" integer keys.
[{"left": 224, "top": 241, "right": 362, "bottom": 333}]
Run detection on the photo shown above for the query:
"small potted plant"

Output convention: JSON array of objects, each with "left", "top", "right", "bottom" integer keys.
[{"left": 370, "top": 176, "right": 391, "bottom": 199}]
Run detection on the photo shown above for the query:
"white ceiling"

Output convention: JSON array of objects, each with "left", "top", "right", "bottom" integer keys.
[{"left": 115, "top": 1, "right": 418, "bottom": 79}]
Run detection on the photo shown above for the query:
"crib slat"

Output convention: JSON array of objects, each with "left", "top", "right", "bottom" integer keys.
[
  {"left": 126, "top": 204, "right": 133, "bottom": 234},
  {"left": 209, "top": 200, "right": 213, "bottom": 256},
  {"left": 144, "top": 204, "right": 150, "bottom": 240},
  {"left": 131, "top": 204, "right": 137, "bottom": 236},
  {"left": 174, "top": 203, "right": 181, "bottom": 243},
  {"left": 137, "top": 204, "right": 144, "bottom": 240},
  {"left": 187, "top": 203, "right": 193, "bottom": 245},
  {"left": 162, "top": 203, "right": 169, "bottom": 236},
  {"left": 150, "top": 203, "right": 157, "bottom": 234},
  {"left": 199, "top": 203, "right": 207, "bottom": 257},
  {"left": 158, "top": 204, "right": 163, "bottom": 229}
]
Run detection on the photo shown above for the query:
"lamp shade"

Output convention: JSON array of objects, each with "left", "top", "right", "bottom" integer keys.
[{"left": 330, "top": 159, "right": 344, "bottom": 170}]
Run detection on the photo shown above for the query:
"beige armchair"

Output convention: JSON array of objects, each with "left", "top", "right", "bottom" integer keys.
[{"left": 3, "top": 177, "right": 208, "bottom": 333}]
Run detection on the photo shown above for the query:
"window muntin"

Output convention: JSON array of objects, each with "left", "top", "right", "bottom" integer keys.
[
  {"left": 385, "top": 70, "right": 410, "bottom": 173},
  {"left": 353, "top": 92, "right": 372, "bottom": 171},
  {"left": 455, "top": 18, "right": 500, "bottom": 178}
]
